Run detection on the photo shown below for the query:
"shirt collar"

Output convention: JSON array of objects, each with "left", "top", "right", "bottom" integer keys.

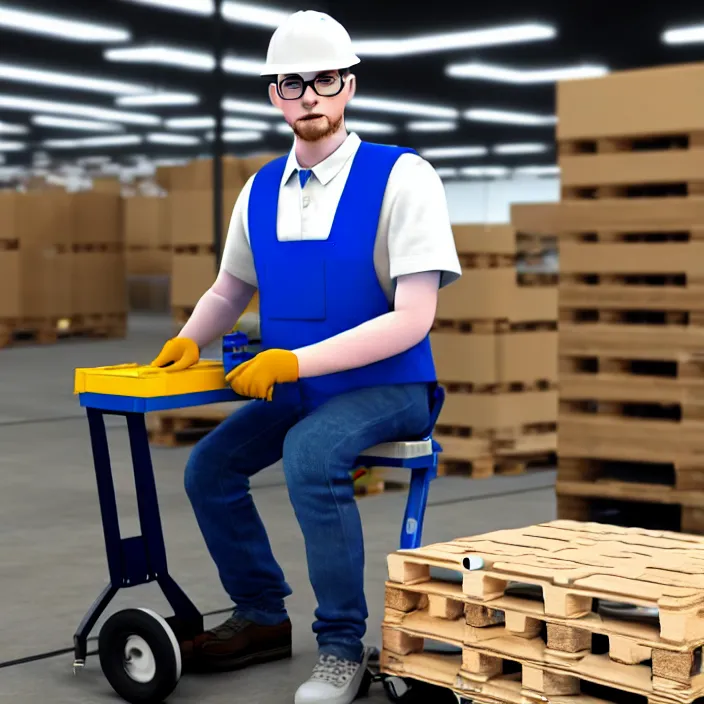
[{"left": 281, "top": 132, "right": 361, "bottom": 187}]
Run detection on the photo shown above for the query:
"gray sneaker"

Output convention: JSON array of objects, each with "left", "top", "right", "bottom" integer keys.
[{"left": 294, "top": 648, "right": 372, "bottom": 704}]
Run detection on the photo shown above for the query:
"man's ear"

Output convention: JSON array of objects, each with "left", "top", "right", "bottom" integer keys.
[
  {"left": 268, "top": 82, "right": 280, "bottom": 108},
  {"left": 346, "top": 73, "right": 356, "bottom": 103}
]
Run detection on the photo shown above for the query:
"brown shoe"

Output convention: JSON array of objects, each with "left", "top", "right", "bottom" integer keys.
[{"left": 181, "top": 614, "right": 292, "bottom": 672}]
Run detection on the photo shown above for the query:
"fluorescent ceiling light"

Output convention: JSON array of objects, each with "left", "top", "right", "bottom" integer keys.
[
  {"left": 435, "top": 167, "right": 458, "bottom": 178},
  {"left": 0, "top": 95, "right": 161, "bottom": 126},
  {"left": 32, "top": 115, "right": 124, "bottom": 132},
  {"left": 350, "top": 96, "right": 459, "bottom": 119},
  {"left": 0, "top": 121, "right": 27, "bottom": 135},
  {"left": 77, "top": 156, "right": 113, "bottom": 165},
  {"left": 465, "top": 109, "right": 557, "bottom": 126},
  {"left": 420, "top": 146, "right": 488, "bottom": 159},
  {"left": 166, "top": 116, "right": 272, "bottom": 130},
  {"left": 346, "top": 119, "right": 396, "bottom": 134},
  {"left": 514, "top": 165, "right": 560, "bottom": 176},
  {"left": 223, "top": 98, "right": 280, "bottom": 116},
  {"left": 0, "top": 141, "right": 26, "bottom": 151},
  {"left": 493, "top": 143, "right": 548, "bottom": 154},
  {"left": 0, "top": 7, "right": 130, "bottom": 42},
  {"left": 206, "top": 130, "right": 264, "bottom": 142},
  {"left": 460, "top": 166, "right": 510, "bottom": 177},
  {"left": 221, "top": 1, "right": 289, "bottom": 29},
  {"left": 105, "top": 46, "right": 215, "bottom": 71},
  {"left": 354, "top": 23, "right": 555, "bottom": 57},
  {"left": 223, "top": 55, "right": 263, "bottom": 76},
  {"left": 406, "top": 121, "right": 457, "bottom": 132},
  {"left": 117, "top": 92, "right": 199, "bottom": 106},
  {"left": 662, "top": 25, "right": 704, "bottom": 44},
  {"left": 43, "top": 135, "right": 143, "bottom": 149},
  {"left": 277, "top": 123, "right": 293, "bottom": 134},
  {"left": 120, "top": 0, "right": 214, "bottom": 15},
  {"left": 0, "top": 62, "right": 149, "bottom": 95},
  {"left": 446, "top": 61, "right": 608, "bottom": 83},
  {"left": 147, "top": 133, "right": 200, "bottom": 145}
]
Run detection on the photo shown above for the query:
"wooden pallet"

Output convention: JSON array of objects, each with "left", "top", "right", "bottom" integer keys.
[
  {"left": 381, "top": 520, "right": 704, "bottom": 703},
  {"left": 433, "top": 319, "right": 557, "bottom": 334},
  {"left": 147, "top": 403, "right": 238, "bottom": 447},
  {"left": 436, "top": 454, "right": 554, "bottom": 479},
  {"left": 0, "top": 313, "right": 126, "bottom": 349},
  {"left": 557, "top": 493, "right": 704, "bottom": 535}
]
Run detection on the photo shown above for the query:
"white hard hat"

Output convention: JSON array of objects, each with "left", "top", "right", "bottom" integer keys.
[{"left": 261, "top": 10, "right": 360, "bottom": 76}]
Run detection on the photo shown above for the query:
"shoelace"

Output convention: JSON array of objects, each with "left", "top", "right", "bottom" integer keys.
[
  {"left": 310, "top": 654, "right": 359, "bottom": 686},
  {"left": 208, "top": 616, "right": 249, "bottom": 639}
]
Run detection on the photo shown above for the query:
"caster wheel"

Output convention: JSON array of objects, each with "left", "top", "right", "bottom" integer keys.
[{"left": 98, "top": 608, "right": 182, "bottom": 704}]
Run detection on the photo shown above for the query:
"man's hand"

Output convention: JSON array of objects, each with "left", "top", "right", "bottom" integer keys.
[
  {"left": 226, "top": 349, "right": 299, "bottom": 400},
  {"left": 151, "top": 337, "right": 200, "bottom": 372}
]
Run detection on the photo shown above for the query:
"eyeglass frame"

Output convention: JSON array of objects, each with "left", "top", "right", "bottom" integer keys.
[{"left": 275, "top": 69, "right": 350, "bottom": 101}]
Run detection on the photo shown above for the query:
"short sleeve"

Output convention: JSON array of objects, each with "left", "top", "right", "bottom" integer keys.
[
  {"left": 384, "top": 154, "right": 461, "bottom": 289},
  {"left": 220, "top": 175, "right": 258, "bottom": 287}
]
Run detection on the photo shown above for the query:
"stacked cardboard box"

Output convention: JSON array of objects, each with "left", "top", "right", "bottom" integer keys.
[
  {"left": 168, "top": 154, "right": 281, "bottom": 324},
  {"left": 0, "top": 189, "right": 126, "bottom": 348},
  {"left": 123, "top": 194, "right": 171, "bottom": 313},
  {"left": 381, "top": 520, "right": 704, "bottom": 704},
  {"left": 514, "top": 62, "right": 704, "bottom": 533},
  {"left": 431, "top": 224, "right": 558, "bottom": 478}
]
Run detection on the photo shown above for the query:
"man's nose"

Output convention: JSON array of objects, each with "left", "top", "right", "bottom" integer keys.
[{"left": 301, "top": 84, "right": 318, "bottom": 106}]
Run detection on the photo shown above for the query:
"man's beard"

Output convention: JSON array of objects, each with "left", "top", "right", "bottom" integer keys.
[{"left": 292, "top": 113, "right": 342, "bottom": 142}]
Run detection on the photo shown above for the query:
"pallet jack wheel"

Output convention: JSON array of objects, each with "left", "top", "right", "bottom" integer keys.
[{"left": 98, "top": 608, "right": 182, "bottom": 704}]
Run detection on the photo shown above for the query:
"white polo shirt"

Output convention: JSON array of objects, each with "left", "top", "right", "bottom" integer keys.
[{"left": 220, "top": 131, "right": 462, "bottom": 304}]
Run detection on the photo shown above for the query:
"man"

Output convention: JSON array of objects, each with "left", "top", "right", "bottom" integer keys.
[{"left": 151, "top": 10, "right": 461, "bottom": 704}]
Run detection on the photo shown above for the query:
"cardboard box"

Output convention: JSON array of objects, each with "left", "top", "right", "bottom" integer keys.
[
  {"left": 0, "top": 250, "right": 21, "bottom": 317},
  {"left": 439, "top": 390, "right": 558, "bottom": 430},
  {"left": 170, "top": 188, "right": 241, "bottom": 248},
  {"left": 169, "top": 157, "right": 246, "bottom": 192},
  {"left": 70, "top": 192, "right": 122, "bottom": 245},
  {"left": 126, "top": 249, "right": 171, "bottom": 275},
  {"left": 498, "top": 331, "right": 558, "bottom": 384},
  {"left": 70, "top": 252, "right": 126, "bottom": 316},
  {"left": 431, "top": 330, "right": 558, "bottom": 386},
  {"left": 0, "top": 248, "right": 72, "bottom": 319},
  {"left": 557, "top": 62, "right": 704, "bottom": 141},
  {"left": 431, "top": 332, "right": 497, "bottom": 384},
  {"left": 171, "top": 253, "right": 216, "bottom": 308},
  {"left": 452, "top": 224, "right": 516, "bottom": 254},
  {"left": 124, "top": 196, "right": 170, "bottom": 248},
  {"left": 437, "top": 269, "right": 516, "bottom": 319},
  {"left": 0, "top": 191, "right": 71, "bottom": 248}
]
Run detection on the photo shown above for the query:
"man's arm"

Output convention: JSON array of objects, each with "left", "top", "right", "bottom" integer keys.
[
  {"left": 178, "top": 270, "right": 256, "bottom": 349},
  {"left": 293, "top": 270, "right": 439, "bottom": 378},
  {"left": 177, "top": 176, "right": 259, "bottom": 349}
]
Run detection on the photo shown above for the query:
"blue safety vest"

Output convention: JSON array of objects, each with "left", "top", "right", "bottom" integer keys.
[{"left": 248, "top": 140, "right": 437, "bottom": 408}]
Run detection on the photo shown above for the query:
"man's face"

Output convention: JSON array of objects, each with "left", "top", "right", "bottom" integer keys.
[{"left": 269, "top": 69, "right": 355, "bottom": 142}]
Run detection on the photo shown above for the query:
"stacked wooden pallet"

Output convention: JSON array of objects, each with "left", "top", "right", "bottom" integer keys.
[
  {"left": 381, "top": 519, "right": 704, "bottom": 704},
  {"left": 432, "top": 224, "right": 558, "bottom": 478},
  {"left": 513, "top": 62, "right": 704, "bottom": 533}
]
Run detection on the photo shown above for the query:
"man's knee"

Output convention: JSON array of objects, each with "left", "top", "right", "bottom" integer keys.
[
  {"left": 184, "top": 432, "right": 245, "bottom": 504},
  {"left": 282, "top": 423, "right": 350, "bottom": 491}
]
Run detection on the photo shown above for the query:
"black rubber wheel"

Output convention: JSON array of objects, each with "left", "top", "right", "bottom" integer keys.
[{"left": 98, "top": 608, "right": 181, "bottom": 704}]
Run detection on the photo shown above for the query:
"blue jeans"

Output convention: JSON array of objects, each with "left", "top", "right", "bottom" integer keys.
[{"left": 184, "top": 382, "right": 432, "bottom": 663}]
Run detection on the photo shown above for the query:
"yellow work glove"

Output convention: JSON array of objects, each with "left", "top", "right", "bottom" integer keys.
[
  {"left": 150, "top": 337, "right": 200, "bottom": 372},
  {"left": 225, "top": 349, "right": 298, "bottom": 401}
]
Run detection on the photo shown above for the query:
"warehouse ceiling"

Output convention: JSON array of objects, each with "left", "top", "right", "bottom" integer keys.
[{"left": 1, "top": 0, "right": 703, "bottom": 181}]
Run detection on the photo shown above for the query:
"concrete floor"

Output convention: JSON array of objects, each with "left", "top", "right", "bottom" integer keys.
[{"left": 0, "top": 314, "right": 557, "bottom": 703}]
